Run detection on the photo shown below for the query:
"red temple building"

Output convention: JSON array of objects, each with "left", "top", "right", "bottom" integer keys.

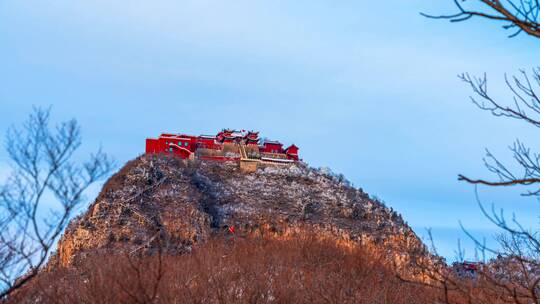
[{"left": 146, "top": 129, "right": 300, "bottom": 170}]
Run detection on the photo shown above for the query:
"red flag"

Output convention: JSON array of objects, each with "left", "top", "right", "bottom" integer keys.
[{"left": 228, "top": 226, "right": 235, "bottom": 234}]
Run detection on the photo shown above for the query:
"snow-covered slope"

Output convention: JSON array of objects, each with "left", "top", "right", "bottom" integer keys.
[{"left": 49, "top": 154, "right": 428, "bottom": 269}]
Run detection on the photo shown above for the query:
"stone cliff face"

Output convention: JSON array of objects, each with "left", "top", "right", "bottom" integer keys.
[{"left": 50, "top": 155, "right": 427, "bottom": 269}]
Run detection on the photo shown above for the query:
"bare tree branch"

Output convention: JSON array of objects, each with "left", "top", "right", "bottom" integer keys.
[
  {"left": 455, "top": 69, "right": 540, "bottom": 196},
  {"left": 423, "top": 0, "right": 540, "bottom": 39},
  {"left": 0, "top": 107, "right": 114, "bottom": 299}
]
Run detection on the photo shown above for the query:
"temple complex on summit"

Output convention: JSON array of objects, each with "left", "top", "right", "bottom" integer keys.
[{"left": 146, "top": 129, "right": 299, "bottom": 172}]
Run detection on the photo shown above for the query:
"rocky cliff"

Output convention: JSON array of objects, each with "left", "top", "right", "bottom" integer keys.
[{"left": 49, "top": 154, "right": 428, "bottom": 270}]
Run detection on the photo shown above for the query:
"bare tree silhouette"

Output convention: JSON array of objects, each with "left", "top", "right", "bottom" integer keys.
[
  {"left": 403, "top": 3, "right": 540, "bottom": 302},
  {"left": 0, "top": 107, "right": 114, "bottom": 299},
  {"left": 423, "top": 0, "right": 540, "bottom": 38}
]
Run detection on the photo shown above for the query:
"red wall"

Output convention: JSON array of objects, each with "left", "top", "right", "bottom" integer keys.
[
  {"left": 261, "top": 143, "right": 283, "bottom": 153},
  {"left": 146, "top": 135, "right": 197, "bottom": 159},
  {"left": 145, "top": 139, "right": 158, "bottom": 153},
  {"left": 285, "top": 145, "right": 299, "bottom": 160}
]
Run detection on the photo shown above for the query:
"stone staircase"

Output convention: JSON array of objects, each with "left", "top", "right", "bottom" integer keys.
[
  {"left": 238, "top": 143, "right": 260, "bottom": 172},
  {"left": 239, "top": 143, "right": 248, "bottom": 159}
]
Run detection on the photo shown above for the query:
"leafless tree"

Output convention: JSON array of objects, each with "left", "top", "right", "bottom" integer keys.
[
  {"left": 398, "top": 4, "right": 540, "bottom": 302},
  {"left": 0, "top": 107, "right": 114, "bottom": 299},
  {"left": 403, "top": 68, "right": 540, "bottom": 302},
  {"left": 450, "top": 65, "right": 540, "bottom": 304},
  {"left": 423, "top": 0, "right": 540, "bottom": 38}
]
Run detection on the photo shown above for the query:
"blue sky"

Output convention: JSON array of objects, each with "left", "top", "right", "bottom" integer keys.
[{"left": 1, "top": 0, "right": 539, "bottom": 260}]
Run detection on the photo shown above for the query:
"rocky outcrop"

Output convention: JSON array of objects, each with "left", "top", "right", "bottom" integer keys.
[{"left": 50, "top": 154, "right": 429, "bottom": 270}]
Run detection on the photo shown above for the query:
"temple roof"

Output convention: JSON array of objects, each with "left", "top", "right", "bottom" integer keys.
[{"left": 263, "top": 140, "right": 282, "bottom": 145}]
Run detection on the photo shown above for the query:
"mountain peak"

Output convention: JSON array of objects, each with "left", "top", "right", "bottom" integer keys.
[{"left": 49, "top": 154, "right": 424, "bottom": 269}]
